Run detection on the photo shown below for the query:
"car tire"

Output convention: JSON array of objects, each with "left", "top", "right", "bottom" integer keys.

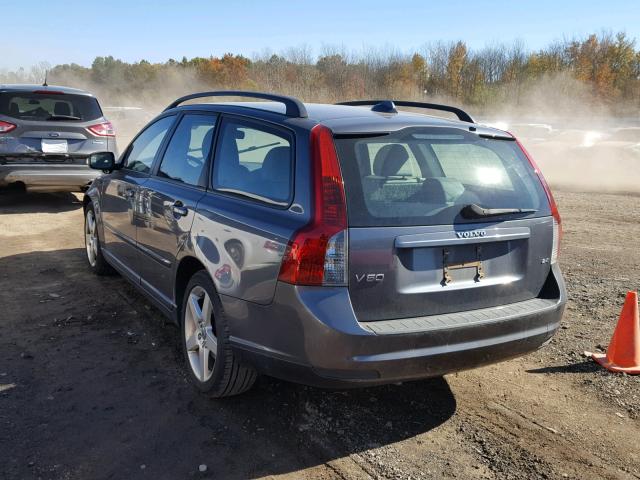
[
  {"left": 84, "top": 203, "right": 114, "bottom": 276},
  {"left": 181, "top": 270, "right": 257, "bottom": 397}
]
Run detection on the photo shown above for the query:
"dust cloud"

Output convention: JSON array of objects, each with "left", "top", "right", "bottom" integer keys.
[
  {"left": 50, "top": 69, "right": 640, "bottom": 194},
  {"left": 478, "top": 73, "right": 640, "bottom": 194},
  {"left": 50, "top": 66, "right": 211, "bottom": 148}
]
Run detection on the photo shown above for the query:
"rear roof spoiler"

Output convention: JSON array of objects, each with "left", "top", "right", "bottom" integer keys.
[
  {"left": 336, "top": 100, "right": 474, "bottom": 123},
  {"left": 164, "top": 90, "right": 308, "bottom": 118}
]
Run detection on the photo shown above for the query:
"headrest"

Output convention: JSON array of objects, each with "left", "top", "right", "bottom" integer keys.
[
  {"left": 54, "top": 102, "right": 71, "bottom": 116},
  {"left": 219, "top": 131, "right": 240, "bottom": 166},
  {"left": 201, "top": 128, "right": 214, "bottom": 159},
  {"left": 373, "top": 144, "right": 409, "bottom": 176},
  {"left": 8, "top": 102, "right": 19, "bottom": 117},
  {"left": 261, "top": 146, "right": 290, "bottom": 183}
]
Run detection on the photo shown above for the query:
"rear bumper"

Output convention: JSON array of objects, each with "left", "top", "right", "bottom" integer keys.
[
  {"left": 225, "top": 264, "right": 567, "bottom": 388},
  {"left": 0, "top": 164, "right": 100, "bottom": 192}
]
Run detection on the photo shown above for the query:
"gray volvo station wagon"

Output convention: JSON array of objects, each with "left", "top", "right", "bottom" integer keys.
[{"left": 83, "top": 91, "right": 566, "bottom": 397}]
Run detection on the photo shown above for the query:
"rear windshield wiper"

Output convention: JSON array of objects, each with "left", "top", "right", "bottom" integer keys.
[
  {"left": 461, "top": 203, "right": 537, "bottom": 219},
  {"left": 46, "top": 115, "right": 82, "bottom": 121},
  {"left": 238, "top": 141, "right": 280, "bottom": 154}
]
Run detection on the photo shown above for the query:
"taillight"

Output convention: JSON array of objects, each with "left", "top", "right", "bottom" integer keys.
[
  {"left": 0, "top": 120, "right": 16, "bottom": 134},
  {"left": 515, "top": 138, "right": 562, "bottom": 263},
  {"left": 278, "top": 124, "right": 348, "bottom": 286},
  {"left": 87, "top": 121, "right": 115, "bottom": 137}
]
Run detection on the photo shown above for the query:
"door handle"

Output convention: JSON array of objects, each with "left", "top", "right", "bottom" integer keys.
[{"left": 172, "top": 201, "right": 188, "bottom": 217}]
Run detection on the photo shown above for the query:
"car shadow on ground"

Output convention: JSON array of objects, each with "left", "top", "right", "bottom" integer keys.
[
  {"left": 0, "top": 247, "right": 457, "bottom": 479},
  {"left": 526, "top": 359, "right": 602, "bottom": 374},
  {"left": 0, "top": 190, "right": 83, "bottom": 213}
]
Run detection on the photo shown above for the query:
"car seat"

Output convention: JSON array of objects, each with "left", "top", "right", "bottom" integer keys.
[{"left": 54, "top": 102, "right": 71, "bottom": 117}]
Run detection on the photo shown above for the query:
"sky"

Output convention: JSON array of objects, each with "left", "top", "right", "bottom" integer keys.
[{"left": 4, "top": 0, "right": 640, "bottom": 70}]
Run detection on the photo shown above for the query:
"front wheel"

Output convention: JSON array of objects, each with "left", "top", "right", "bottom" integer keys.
[
  {"left": 84, "top": 203, "right": 114, "bottom": 276},
  {"left": 181, "top": 270, "right": 257, "bottom": 397}
]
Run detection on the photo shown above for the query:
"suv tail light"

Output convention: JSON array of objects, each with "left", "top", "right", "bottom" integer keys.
[
  {"left": 0, "top": 120, "right": 16, "bottom": 134},
  {"left": 278, "top": 124, "right": 348, "bottom": 286},
  {"left": 516, "top": 138, "right": 562, "bottom": 263},
  {"left": 87, "top": 121, "right": 115, "bottom": 137}
]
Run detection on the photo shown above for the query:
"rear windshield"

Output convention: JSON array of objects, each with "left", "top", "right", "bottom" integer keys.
[
  {"left": 334, "top": 127, "right": 551, "bottom": 227},
  {"left": 0, "top": 92, "right": 103, "bottom": 122}
]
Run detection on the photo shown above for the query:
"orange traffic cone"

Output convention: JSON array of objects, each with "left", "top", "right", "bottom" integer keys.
[{"left": 587, "top": 291, "right": 640, "bottom": 374}]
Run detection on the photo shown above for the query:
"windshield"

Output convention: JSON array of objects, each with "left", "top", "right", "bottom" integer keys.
[
  {"left": 0, "top": 92, "right": 103, "bottom": 122},
  {"left": 334, "top": 127, "right": 551, "bottom": 227}
]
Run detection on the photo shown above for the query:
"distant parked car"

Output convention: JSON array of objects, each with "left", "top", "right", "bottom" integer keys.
[
  {"left": 83, "top": 91, "right": 566, "bottom": 397},
  {"left": 0, "top": 84, "right": 117, "bottom": 193},
  {"left": 509, "top": 123, "right": 554, "bottom": 145},
  {"left": 594, "top": 127, "right": 640, "bottom": 149},
  {"left": 102, "top": 106, "right": 153, "bottom": 150}
]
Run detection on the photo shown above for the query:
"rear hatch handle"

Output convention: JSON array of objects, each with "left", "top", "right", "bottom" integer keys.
[{"left": 395, "top": 227, "right": 530, "bottom": 248}]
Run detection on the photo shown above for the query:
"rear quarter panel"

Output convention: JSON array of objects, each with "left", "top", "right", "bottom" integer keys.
[{"left": 188, "top": 192, "right": 300, "bottom": 304}]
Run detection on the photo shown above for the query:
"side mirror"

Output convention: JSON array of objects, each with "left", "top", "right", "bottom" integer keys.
[{"left": 87, "top": 152, "right": 116, "bottom": 171}]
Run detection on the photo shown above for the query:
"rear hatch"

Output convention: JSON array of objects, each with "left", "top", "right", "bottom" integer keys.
[
  {"left": 334, "top": 127, "right": 556, "bottom": 322},
  {"left": 0, "top": 90, "right": 112, "bottom": 165}
]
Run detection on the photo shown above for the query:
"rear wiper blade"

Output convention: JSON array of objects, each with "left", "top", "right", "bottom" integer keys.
[
  {"left": 461, "top": 203, "right": 537, "bottom": 219},
  {"left": 46, "top": 115, "right": 82, "bottom": 121},
  {"left": 238, "top": 141, "right": 280, "bottom": 154}
]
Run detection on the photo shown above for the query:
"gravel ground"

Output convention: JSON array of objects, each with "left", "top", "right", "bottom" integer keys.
[{"left": 0, "top": 189, "right": 638, "bottom": 480}]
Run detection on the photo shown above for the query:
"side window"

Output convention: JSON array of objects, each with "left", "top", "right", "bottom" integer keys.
[
  {"left": 124, "top": 116, "right": 175, "bottom": 173},
  {"left": 158, "top": 114, "right": 217, "bottom": 187},
  {"left": 212, "top": 119, "right": 293, "bottom": 205}
]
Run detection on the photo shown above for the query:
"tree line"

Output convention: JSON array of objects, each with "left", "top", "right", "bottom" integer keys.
[{"left": 2, "top": 32, "right": 639, "bottom": 114}]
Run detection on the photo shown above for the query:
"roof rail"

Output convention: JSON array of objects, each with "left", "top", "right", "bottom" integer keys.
[
  {"left": 335, "top": 100, "right": 474, "bottom": 123},
  {"left": 164, "top": 90, "right": 308, "bottom": 118}
]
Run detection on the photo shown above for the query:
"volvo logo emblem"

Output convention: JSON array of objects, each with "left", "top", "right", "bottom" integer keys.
[{"left": 456, "top": 230, "right": 487, "bottom": 239}]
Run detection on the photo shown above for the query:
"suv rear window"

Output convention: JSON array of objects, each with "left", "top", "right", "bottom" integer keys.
[
  {"left": 0, "top": 92, "right": 103, "bottom": 122},
  {"left": 334, "top": 127, "right": 550, "bottom": 227}
]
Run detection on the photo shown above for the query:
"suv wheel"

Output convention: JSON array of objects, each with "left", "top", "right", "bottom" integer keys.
[
  {"left": 84, "top": 203, "right": 114, "bottom": 275},
  {"left": 181, "top": 270, "right": 257, "bottom": 397}
]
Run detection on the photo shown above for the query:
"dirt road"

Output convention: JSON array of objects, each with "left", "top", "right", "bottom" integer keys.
[{"left": 0, "top": 190, "right": 638, "bottom": 480}]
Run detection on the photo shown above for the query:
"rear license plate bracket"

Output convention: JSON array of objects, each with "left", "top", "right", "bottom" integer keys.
[
  {"left": 41, "top": 139, "right": 68, "bottom": 154},
  {"left": 442, "top": 246, "right": 484, "bottom": 285}
]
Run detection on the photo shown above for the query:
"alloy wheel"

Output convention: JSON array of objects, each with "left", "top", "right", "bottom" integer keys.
[
  {"left": 85, "top": 209, "right": 98, "bottom": 267},
  {"left": 184, "top": 285, "right": 217, "bottom": 382}
]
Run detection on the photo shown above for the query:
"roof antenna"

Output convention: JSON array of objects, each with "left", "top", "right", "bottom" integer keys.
[{"left": 42, "top": 70, "right": 48, "bottom": 87}]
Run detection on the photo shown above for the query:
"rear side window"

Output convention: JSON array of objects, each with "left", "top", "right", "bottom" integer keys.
[
  {"left": 0, "top": 92, "right": 102, "bottom": 121},
  {"left": 334, "top": 127, "right": 550, "bottom": 227},
  {"left": 212, "top": 118, "right": 293, "bottom": 205},
  {"left": 124, "top": 116, "right": 175, "bottom": 174},
  {"left": 158, "top": 114, "right": 217, "bottom": 187}
]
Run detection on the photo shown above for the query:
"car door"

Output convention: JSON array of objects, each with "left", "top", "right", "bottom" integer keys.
[
  {"left": 99, "top": 115, "right": 176, "bottom": 278},
  {"left": 192, "top": 116, "right": 296, "bottom": 303},
  {"left": 136, "top": 113, "right": 216, "bottom": 305}
]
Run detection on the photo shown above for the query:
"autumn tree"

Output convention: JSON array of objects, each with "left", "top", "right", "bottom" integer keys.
[{"left": 3, "top": 32, "right": 637, "bottom": 115}]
